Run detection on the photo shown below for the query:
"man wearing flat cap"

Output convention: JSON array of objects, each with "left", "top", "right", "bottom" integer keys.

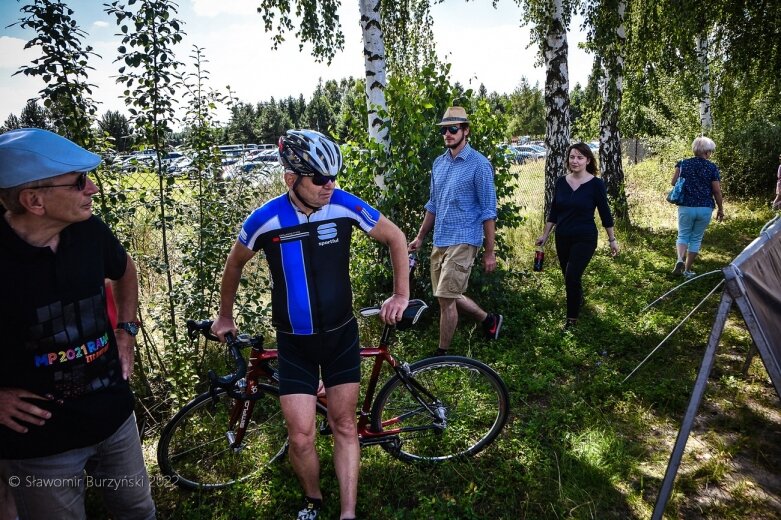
[
  {"left": 0, "top": 128, "right": 155, "bottom": 519},
  {"left": 408, "top": 107, "right": 503, "bottom": 356}
]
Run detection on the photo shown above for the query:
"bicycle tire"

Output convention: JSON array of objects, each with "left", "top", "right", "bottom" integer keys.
[
  {"left": 370, "top": 355, "right": 509, "bottom": 463},
  {"left": 157, "top": 384, "right": 288, "bottom": 490}
]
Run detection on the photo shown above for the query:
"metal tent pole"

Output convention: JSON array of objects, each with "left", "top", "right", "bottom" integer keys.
[{"left": 651, "top": 289, "right": 733, "bottom": 520}]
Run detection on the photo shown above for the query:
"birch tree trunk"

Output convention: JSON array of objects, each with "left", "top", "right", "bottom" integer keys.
[
  {"left": 598, "top": 0, "right": 628, "bottom": 221},
  {"left": 542, "top": 0, "right": 571, "bottom": 217},
  {"left": 359, "top": 0, "right": 390, "bottom": 150},
  {"left": 695, "top": 31, "right": 713, "bottom": 133}
]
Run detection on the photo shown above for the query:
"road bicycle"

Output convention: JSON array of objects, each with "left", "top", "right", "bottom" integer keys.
[{"left": 157, "top": 299, "right": 510, "bottom": 490}]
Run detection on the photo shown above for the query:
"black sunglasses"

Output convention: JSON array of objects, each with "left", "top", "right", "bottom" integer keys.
[
  {"left": 311, "top": 174, "right": 337, "bottom": 186},
  {"left": 29, "top": 172, "right": 88, "bottom": 191},
  {"left": 440, "top": 125, "right": 461, "bottom": 135}
]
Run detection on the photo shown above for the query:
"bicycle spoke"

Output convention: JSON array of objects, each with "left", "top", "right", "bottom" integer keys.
[
  {"left": 158, "top": 387, "right": 289, "bottom": 489},
  {"left": 371, "top": 356, "right": 509, "bottom": 462}
]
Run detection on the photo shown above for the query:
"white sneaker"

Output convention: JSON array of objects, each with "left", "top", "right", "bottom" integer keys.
[{"left": 683, "top": 270, "right": 696, "bottom": 279}]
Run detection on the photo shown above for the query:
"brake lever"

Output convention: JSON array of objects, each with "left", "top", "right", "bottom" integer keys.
[{"left": 207, "top": 332, "right": 248, "bottom": 391}]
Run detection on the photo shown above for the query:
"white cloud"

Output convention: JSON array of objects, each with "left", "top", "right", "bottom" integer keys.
[
  {"left": 429, "top": 4, "right": 592, "bottom": 93},
  {"left": 0, "top": 36, "right": 39, "bottom": 69},
  {"left": 92, "top": 21, "right": 109, "bottom": 28},
  {"left": 0, "top": 36, "right": 45, "bottom": 116},
  {"left": 189, "top": 0, "right": 256, "bottom": 18},
  {"left": 0, "top": 3, "right": 593, "bottom": 122}
]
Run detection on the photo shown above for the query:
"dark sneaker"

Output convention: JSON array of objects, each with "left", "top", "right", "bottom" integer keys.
[
  {"left": 672, "top": 260, "right": 685, "bottom": 275},
  {"left": 297, "top": 498, "right": 321, "bottom": 520},
  {"left": 483, "top": 313, "right": 503, "bottom": 340}
]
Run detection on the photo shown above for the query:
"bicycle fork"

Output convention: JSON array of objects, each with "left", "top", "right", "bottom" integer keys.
[
  {"left": 225, "top": 381, "right": 261, "bottom": 452},
  {"left": 397, "top": 363, "right": 448, "bottom": 431}
]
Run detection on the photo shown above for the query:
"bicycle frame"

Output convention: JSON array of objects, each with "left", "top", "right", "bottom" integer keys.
[
  {"left": 191, "top": 299, "right": 439, "bottom": 451},
  {"left": 356, "top": 324, "right": 444, "bottom": 444}
]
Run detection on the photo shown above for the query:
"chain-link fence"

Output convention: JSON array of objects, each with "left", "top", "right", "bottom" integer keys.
[
  {"left": 92, "top": 158, "right": 286, "bottom": 419},
  {"left": 96, "top": 149, "right": 554, "bottom": 432}
]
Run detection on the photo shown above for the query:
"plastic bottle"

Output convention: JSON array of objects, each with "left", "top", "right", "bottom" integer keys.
[{"left": 533, "top": 247, "right": 544, "bottom": 272}]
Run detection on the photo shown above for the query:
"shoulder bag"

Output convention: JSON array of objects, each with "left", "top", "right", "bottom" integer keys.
[{"left": 667, "top": 162, "right": 686, "bottom": 205}]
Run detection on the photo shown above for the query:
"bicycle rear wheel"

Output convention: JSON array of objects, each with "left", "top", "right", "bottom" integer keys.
[
  {"left": 371, "top": 355, "right": 509, "bottom": 462},
  {"left": 157, "top": 385, "right": 288, "bottom": 490}
]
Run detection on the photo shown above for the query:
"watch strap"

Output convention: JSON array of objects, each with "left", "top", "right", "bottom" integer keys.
[{"left": 116, "top": 320, "right": 141, "bottom": 336}]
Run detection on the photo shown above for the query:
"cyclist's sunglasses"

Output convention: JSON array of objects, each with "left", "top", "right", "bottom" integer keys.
[
  {"left": 28, "top": 172, "right": 89, "bottom": 191},
  {"left": 311, "top": 173, "right": 337, "bottom": 186},
  {"left": 440, "top": 125, "right": 461, "bottom": 135}
]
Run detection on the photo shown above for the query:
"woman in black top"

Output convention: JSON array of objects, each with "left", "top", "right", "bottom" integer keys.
[{"left": 535, "top": 142, "right": 619, "bottom": 329}]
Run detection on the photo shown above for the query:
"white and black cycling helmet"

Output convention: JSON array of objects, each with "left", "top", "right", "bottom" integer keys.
[{"left": 278, "top": 129, "right": 342, "bottom": 177}]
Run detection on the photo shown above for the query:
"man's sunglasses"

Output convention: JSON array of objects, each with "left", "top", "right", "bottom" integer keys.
[
  {"left": 28, "top": 172, "right": 88, "bottom": 191},
  {"left": 440, "top": 125, "right": 461, "bottom": 135},
  {"left": 311, "top": 174, "right": 337, "bottom": 186}
]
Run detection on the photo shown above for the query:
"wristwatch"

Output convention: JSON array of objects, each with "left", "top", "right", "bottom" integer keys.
[{"left": 116, "top": 321, "right": 142, "bottom": 337}]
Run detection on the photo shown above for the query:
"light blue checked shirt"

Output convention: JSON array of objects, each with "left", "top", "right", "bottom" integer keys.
[{"left": 424, "top": 144, "right": 497, "bottom": 248}]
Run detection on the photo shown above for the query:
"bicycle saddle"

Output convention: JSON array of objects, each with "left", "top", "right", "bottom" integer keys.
[{"left": 359, "top": 299, "right": 428, "bottom": 330}]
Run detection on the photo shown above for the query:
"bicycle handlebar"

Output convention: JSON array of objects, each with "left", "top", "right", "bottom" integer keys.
[
  {"left": 186, "top": 319, "right": 248, "bottom": 392},
  {"left": 185, "top": 259, "right": 426, "bottom": 393}
]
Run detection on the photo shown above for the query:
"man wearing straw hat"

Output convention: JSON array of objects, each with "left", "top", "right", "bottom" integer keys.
[
  {"left": 0, "top": 128, "right": 155, "bottom": 519},
  {"left": 408, "top": 107, "right": 503, "bottom": 356}
]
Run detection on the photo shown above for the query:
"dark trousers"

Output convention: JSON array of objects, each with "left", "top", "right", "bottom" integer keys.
[{"left": 555, "top": 234, "right": 597, "bottom": 320}]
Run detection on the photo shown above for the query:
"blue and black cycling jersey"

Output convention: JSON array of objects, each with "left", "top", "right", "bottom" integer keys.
[{"left": 238, "top": 189, "right": 381, "bottom": 335}]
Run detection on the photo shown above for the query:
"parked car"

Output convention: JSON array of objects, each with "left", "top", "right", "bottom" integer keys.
[
  {"left": 259, "top": 149, "right": 279, "bottom": 162},
  {"left": 512, "top": 147, "right": 536, "bottom": 164},
  {"left": 244, "top": 149, "right": 266, "bottom": 162},
  {"left": 515, "top": 145, "right": 546, "bottom": 161},
  {"left": 497, "top": 145, "right": 518, "bottom": 164},
  {"left": 120, "top": 154, "right": 154, "bottom": 172}
]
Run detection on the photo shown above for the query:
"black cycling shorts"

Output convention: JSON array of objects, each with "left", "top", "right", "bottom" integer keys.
[{"left": 276, "top": 317, "right": 360, "bottom": 396}]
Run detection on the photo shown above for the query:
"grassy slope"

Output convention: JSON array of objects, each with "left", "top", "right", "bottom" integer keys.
[{"left": 143, "top": 158, "right": 781, "bottom": 519}]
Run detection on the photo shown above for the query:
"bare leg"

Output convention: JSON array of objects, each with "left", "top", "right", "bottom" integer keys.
[
  {"left": 324, "top": 383, "right": 360, "bottom": 520},
  {"left": 438, "top": 297, "right": 458, "bottom": 350},
  {"left": 685, "top": 251, "right": 698, "bottom": 272},
  {"left": 280, "top": 394, "right": 321, "bottom": 500},
  {"left": 439, "top": 295, "right": 490, "bottom": 350},
  {"left": 455, "top": 294, "right": 488, "bottom": 323},
  {"left": 676, "top": 243, "right": 688, "bottom": 262}
]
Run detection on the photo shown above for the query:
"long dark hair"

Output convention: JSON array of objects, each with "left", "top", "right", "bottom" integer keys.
[{"left": 567, "top": 142, "right": 598, "bottom": 175}]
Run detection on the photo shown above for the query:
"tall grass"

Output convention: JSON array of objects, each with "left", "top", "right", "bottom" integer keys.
[{"left": 132, "top": 158, "right": 780, "bottom": 519}]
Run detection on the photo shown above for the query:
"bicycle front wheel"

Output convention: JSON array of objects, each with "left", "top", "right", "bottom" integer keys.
[
  {"left": 157, "top": 385, "right": 288, "bottom": 490},
  {"left": 371, "top": 355, "right": 509, "bottom": 463}
]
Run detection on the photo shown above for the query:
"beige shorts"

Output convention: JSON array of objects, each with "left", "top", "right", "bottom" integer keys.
[{"left": 430, "top": 244, "right": 478, "bottom": 299}]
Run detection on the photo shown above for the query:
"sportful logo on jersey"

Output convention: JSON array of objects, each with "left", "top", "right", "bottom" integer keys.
[{"left": 317, "top": 222, "right": 339, "bottom": 246}]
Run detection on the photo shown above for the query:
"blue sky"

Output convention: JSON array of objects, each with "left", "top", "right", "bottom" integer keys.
[{"left": 0, "top": 0, "right": 593, "bottom": 124}]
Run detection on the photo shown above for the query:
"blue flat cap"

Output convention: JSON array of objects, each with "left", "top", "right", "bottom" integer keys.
[{"left": 0, "top": 128, "right": 101, "bottom": 189}]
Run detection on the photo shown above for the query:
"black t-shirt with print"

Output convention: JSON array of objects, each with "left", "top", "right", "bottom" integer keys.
[{"left": 0, "top": 214, "right": 135, "bottom": 459}]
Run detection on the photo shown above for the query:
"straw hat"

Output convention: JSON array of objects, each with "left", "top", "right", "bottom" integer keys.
[{"left": 437, "top": 106, "right": 469, "bottom": 126}]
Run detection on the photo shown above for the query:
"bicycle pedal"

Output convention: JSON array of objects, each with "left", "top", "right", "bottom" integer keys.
[{"left": 359, "top": 435, "right": 400, "bottom": 450}]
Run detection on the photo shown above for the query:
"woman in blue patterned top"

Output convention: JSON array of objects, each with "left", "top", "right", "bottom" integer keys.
[{"left": 670, "top": 136, "right": 724, "bottom": 278}]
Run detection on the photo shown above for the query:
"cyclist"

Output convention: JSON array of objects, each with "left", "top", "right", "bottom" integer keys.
[{"left": 211, "top": 129, "right": 409, "bottom": 520}]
